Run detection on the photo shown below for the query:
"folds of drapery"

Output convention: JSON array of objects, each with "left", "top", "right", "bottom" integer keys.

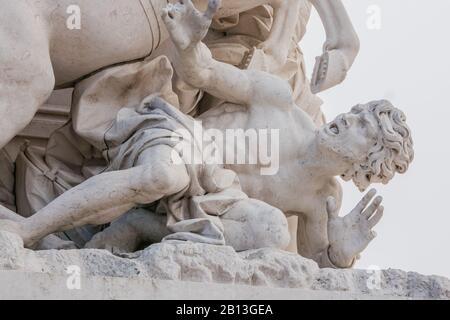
[
  {"left": 17, "top": 56, "right": 247, "bottom": 246},
  {"left": 204, "top": 3, "right": 325, "bottom": 126},
  {"left": 12, "top": 2, "right": 325, "bottom": 246}
]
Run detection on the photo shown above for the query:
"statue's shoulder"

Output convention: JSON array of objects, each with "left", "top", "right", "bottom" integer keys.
[{"left": 301, "top": 178, "right": 342, "bottom": 215}]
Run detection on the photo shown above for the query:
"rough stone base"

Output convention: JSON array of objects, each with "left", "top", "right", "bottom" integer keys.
[
  {"left": 0, "top": 271, "right": 404, "bottom": 300},
  {"left": 0, "top": 231, "right": 448, "bottom": 300}
]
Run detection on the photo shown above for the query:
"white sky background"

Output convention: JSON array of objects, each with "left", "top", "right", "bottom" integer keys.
[{"left": 301, "top": 0, "right": 450, "bottom": 278}]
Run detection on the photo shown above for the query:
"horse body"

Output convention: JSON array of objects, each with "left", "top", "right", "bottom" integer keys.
[
  {"left": 0, "top": 0, "right": 173, "bottom": 148},
  {"left": 39, "top": 0, "right": 164, "bottom": 86}
]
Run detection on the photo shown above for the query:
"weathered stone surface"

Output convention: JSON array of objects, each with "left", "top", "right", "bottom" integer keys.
[{"left": 0, "top": 231, "right": 448, "bottom": 299}]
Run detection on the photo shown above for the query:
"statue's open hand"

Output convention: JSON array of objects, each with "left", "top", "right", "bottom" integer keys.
[
  {"left": 162, "top": 0, "right": 221, "bottom": 50},
  {"left": 327, "top": 189, "right": 384, "bottom": 268}
]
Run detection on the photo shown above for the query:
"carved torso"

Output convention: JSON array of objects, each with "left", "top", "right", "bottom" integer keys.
[{"left": 199, "top": 102, "right": 342, "bottom": 215}]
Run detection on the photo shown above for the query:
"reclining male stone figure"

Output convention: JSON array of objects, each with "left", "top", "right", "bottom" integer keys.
[
  {"left": 0, "top": 0, "right": 413, "bottom": 269},
  {"left": 0, "top": 89, "right": 291, "bottom": 252},
  {"left": 0, "top": 0, "right": 360, "bottom": 234},
  {"left": 88, "top": 0, "right": 414, "bottom": 268}
]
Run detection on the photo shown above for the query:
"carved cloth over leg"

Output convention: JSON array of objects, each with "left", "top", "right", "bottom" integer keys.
[
  {"left": 57, "top": 56, "right": 247, "bottom": 245},
  {"left": 102, "top": 95, "right": 247, "bottom": 245},
  {"left": 0, "top": 149, "right": 16, "bottom": 211}
]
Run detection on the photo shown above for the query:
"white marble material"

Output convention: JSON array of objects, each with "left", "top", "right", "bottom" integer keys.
[
  {"left": 0, "top": 0, "right": 414, "bottom": 272},
  {"left": 0, "top": 0, "right": 359, "bottom": 150},
  {"left": 0, "top": 231, "right": 448, "bottom": 300}
]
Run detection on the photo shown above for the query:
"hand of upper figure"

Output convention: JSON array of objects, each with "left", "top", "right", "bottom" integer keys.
[
  {"left": 311, "top": 48, "right": 351, "bottom": 94},
  {"left": 162, "top": 0, "right": 221, "bottom": 50}
]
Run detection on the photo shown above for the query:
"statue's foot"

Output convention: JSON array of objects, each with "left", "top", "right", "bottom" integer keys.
[
  {"left": 161, "top": 0, "right": 220, "bottom": 50},
  {"left": 0, "top": 219, "right": 25, "bottom": 243},
  {"left": 0, "top": 219, "right": 45, "bottom": 249},
  {"left": 35, "top": 235, "right": 78, "bottom": 251},
  {"left": 85, "top": 230, "right": 137, "bottom": 254}
]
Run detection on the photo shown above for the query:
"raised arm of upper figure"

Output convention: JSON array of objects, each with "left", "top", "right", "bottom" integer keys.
[{"left": 162, "top": 0, "right": 295, "bottom": 109}]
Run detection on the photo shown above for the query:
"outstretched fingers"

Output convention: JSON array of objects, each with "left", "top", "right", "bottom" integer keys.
[
  {"left": 362, "top": 195, "right": 383, "bottom": 219},
  {"left": 205, "top": 0, "right": 221, "bottom": 19},
  {"left": 161, "top": 8, "right": 176, "bottom": 29},
  {"left": 368, "top": 206, "right": 384, "bottom": 229},
  {"left": 368, "top": 230, "right": 377, "bottom": 241},
  {"left": 163, "top": 2, "right": 186, "bottom": 21},
  {"left": 180, "top": 0, "right": 195, "bottom": 11},
  {"left": 355, "top": 188, "right": 377, "bottom": 213}
]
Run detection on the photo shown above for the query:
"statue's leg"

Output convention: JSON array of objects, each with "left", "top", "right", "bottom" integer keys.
[
  {"left": 0, "top": 2, "right": 55, "bottom": 149},
  {"left": 0, "top": 202, "right": 76, "bottom": 250},
  {"left": 0, "top": 145, "right": 189, "bottom": 248},
  {"left": 86, "top": 198, "right": 290, "bottom": 253},
  {"left": 85, "top": 208, "right": 170, "bottom": 252},
  {"left": 220, "top": 198, "right": 290, "bottom": 251}
]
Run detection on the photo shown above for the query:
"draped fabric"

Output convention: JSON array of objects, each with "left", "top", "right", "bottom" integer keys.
[
  {"left": 0, "top": 149, "right": 16, "bottom": 212},
  {"left": 18, "top": 56, "right": 247, "bottom": 245},
  {"left": 203, "top": 3, "right": 325, "bottom": 125},
  {"left": 13, "top": 2, "right": 325, "bottom": 245}
]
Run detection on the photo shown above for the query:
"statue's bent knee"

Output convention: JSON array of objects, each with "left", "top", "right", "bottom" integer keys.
[
  {"left": 259, "top": 206, "right": 290, "bottom": 249},
  {"left": 139, "top": 160, "right": 189, "bottom": 197},
  {"left": 224, "top": 199, "right": 290, "bottom": 250}
]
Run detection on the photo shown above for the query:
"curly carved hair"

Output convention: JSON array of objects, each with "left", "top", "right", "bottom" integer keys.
[{"left": 341, "top": 100, "right": 414, "bottom": 191}]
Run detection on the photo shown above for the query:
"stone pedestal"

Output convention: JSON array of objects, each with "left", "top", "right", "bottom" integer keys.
[{"left": 0, "top": 231, "right": 448, "bottom": 300}]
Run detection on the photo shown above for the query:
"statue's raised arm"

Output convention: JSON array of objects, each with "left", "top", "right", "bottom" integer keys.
[
  {"left": 309, "top": 0, "right": 360, "bottom": 93},
  {"left": 163, "top": 0, "right": 295, "bottom": 109}
]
